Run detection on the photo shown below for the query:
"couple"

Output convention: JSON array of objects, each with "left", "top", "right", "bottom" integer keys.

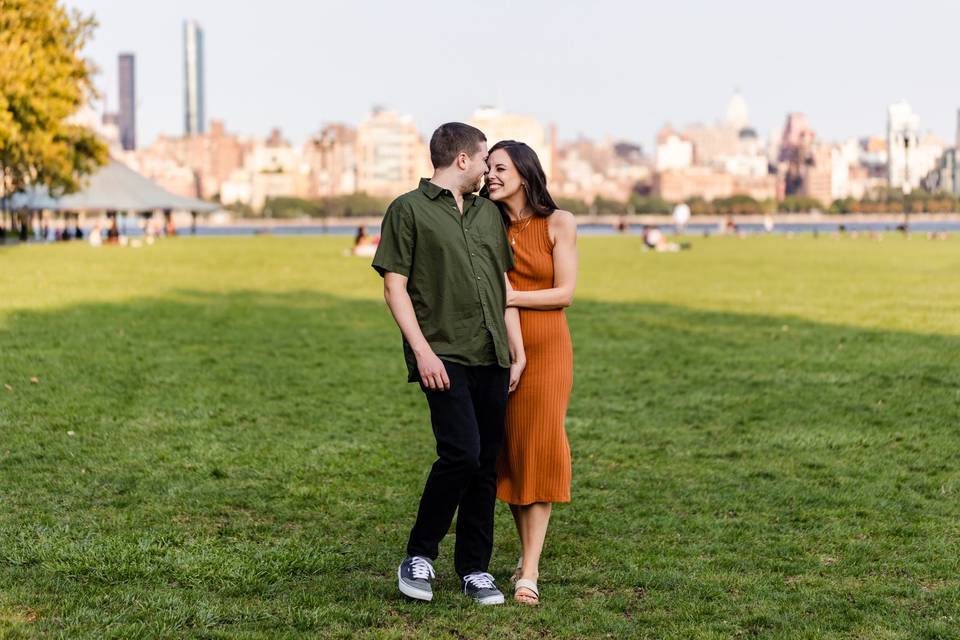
[{"left": 372, "top": 122, "right": 577, "bottom": 606}]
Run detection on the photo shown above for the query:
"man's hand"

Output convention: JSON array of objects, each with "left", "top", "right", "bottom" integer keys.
[
  {"left": 383, "top": 272, "right": 449, "bottom": 391},
  {"left": 508, "top": 356, "right": 526, "bottom": 393},
  {"left": 416, "top": 349, "right": 450, "bottom": 391}
]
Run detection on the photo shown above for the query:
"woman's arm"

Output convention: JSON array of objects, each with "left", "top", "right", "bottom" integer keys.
[
  {"left": 507, "top": 210, "right": 578, "bottom": 310},
  {"left": 504, "top": 275, "right": 526, "bottom": 392}
]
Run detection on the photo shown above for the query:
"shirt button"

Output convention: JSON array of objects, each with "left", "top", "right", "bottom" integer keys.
[{"left": 476, "top": 276, "right": 481, "bottom": 280}]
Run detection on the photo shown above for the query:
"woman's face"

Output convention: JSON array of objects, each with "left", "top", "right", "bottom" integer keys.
[{"left": 485, "top": 149, "right": 523, "bottom": 202}]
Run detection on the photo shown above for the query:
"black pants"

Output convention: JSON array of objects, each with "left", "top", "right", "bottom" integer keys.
[{"left": 406, "top": 360, "right": 509, "bottom": 579}]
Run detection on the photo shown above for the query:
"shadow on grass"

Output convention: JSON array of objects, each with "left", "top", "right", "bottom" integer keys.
[{"left": 0, "top": 290, "right": 958, "bottom": 639}]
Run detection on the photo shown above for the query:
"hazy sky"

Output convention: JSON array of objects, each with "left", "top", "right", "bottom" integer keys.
[{"left": 68, "top": 0, "right": 960, "bottom": 150}]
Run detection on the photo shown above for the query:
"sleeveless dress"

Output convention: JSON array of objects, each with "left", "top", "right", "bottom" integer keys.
[{"left": 496, "top": 215, "right": 573, "bottom": 505}]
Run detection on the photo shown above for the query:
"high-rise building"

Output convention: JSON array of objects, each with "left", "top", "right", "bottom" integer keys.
[
  {"left": 134, "top": 119, "right": 251, "bottom": 199},
  {"left": 887, "top": 100, "right": 920, "bottom": 191},
  {"left": 777, "top": 113, "right": 816, "bottom": 197},
  {"left": 726, "top": 90, "right": 749, "bottom": 132},
  {"left": 468, "top": 107, "right": 554, "bottom": 181},
  {"left": 554, "top": 137, "right": 650, "bottom": 202},
  {"left": 118, "top": 53, "right": 136, "bottom": 150},
  {"left": 183, "top": 20, "right": 205, "bottom": 135},
  {"left": 885, "top": 101, "right": 944, "bottom": 193},
  {"left": 304, "top": 124, "right": 357, "bottom": 197},
  {"left": 955, "top": 108, "right": 960, "bottom": 151},
  {"left": 356, "top": 108, "right": 429, "bottom": 197},
  {"left": 654, "top": 127, "right": 693, "bottom": 171}
]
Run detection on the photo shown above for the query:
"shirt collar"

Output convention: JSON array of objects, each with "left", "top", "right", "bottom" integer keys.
[
  {"left": 418, "top": 178, "right": 477, "bottom": 206},
  {"left": 419, "top": 178, "right": 445, "bottom": 200}
]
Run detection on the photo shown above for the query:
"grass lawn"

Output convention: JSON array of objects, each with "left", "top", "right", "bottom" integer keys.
[{"left": 1, "top": 234, "right": 958, "bottom": 639}]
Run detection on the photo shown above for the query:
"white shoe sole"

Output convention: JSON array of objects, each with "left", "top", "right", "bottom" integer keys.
[
  {"left": 398, "top": 566, "right": 433, "bottom": 601},
  {"left": 473, "top": 593, "right": 505, "bottom": 605}
]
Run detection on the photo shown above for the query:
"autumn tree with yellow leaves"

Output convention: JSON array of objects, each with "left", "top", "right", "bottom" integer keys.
[{"left": 0, "top": 0, "right": 108, "bottom": 226}]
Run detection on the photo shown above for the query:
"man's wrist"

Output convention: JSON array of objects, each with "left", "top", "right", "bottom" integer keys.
[{"left": 412, "top": 342, "right": 433, "bottom": 358}]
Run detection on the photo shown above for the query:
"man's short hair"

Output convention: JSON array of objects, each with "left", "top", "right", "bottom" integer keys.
[{"left": 429, "top": 122, "right": 486, "bottom": 169}]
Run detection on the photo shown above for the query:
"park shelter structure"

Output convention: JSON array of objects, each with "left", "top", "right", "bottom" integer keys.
[{"left": 4, "top": 159, "right": 216, "bottom": 239}]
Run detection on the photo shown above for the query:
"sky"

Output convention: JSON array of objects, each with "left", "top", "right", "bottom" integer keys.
[{"left": 68, "top": 0, "right": 960, "bottom": 150}]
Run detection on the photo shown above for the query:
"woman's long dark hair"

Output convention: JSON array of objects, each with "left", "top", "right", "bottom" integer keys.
[{"left": 481, "top": 140, "right": 558, "bottom": 220}]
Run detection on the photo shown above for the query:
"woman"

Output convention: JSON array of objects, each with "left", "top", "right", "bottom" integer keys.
[{"left": 483, "top": 140, "right": 577, "bottom": 605}]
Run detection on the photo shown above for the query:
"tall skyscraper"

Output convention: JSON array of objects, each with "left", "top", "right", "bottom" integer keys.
[
  {"left": 725, "top": 90, "right": 749, "bottom": 132},
  {"left": 183, "top": 20, "right": 205, "bottom": 135},
  {"left": 117, "top": 53, "right": 137, "bottom": 151},
  {"left": 887, "top": 100, "right": 920, "bottom": 191},
  {"left": 117, "top": 53, "right": 136, "bottom": 150},
  {"left": 955, "top": 108, "right": 960, "bottom": 151}
]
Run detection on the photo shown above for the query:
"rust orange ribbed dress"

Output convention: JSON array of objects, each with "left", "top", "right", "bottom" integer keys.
[{"left": 496, "top": 215, "right": 573, "bottom": 506}]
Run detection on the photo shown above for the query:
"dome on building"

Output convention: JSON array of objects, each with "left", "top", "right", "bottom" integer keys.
[{"left": 726, "top": 90, "right": 749, "bottom": 131}]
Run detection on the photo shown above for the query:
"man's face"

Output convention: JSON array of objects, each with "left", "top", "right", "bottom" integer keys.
[{"left": 462, "top": 141, "right": 489, "bottom": 193}]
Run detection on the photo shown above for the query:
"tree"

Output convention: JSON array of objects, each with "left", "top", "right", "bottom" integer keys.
[
  {"left": 257, "top": 193, "right": 392, "bottom": 219},
  {"left": 779, "top": 195, "right": 823, "bottom": 213},
  {"left": 627, "top": 193, "right": 672, "bottom": 214},
  {"left": 713, "top": 194, "right": 762, "bottom": 215},
  {"left": 0, "top": 0, "right": 108, "bottom": 208},
  {"left": 554, "top": 197, "right": 589, "bottom": 216},
  {"left": 592, "top": 196, "right": 627, "bottom": 216}
]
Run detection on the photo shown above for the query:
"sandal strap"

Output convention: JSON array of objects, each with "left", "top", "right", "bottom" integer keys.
[{"left": 514, "top": 578, "right": 540, "bottom": 598}]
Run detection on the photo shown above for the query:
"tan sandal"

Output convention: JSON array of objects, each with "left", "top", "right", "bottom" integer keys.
[
  {"left": 514, "top": 578, "right": 540, "bottom": 606},
  {"left": 509, "top": 557, "right": 523, "bottom": 584}
]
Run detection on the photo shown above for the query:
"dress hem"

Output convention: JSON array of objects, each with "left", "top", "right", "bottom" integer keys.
[{"left": 497, "top": 495, "right": 571, "bottom": 506}]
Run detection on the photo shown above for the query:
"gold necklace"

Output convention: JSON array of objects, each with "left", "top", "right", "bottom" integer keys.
[{"left": 510, "top": 208, "right": 534, "bottom": 246}]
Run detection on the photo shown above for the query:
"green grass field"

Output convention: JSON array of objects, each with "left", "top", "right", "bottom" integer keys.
[{"left": 1, "top": 234, "right": 958, "bottom": 639}]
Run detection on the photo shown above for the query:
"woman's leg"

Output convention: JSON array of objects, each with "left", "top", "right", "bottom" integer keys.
[
  {"left": 510, "top": 504, "right": 524, "bottom": 577},
  {"left": 516, "top": 502, "right": 552, "bottom": 601}
]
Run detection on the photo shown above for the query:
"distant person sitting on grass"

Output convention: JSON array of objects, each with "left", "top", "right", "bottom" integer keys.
[
  {"left": 351, "top": 225, "right": 379, "bottom": 257},
  {"left": 372, "top": 122, "right": 525, "bottom": 606},
  {"left": 642, "top": 225, "right": 689, "bottom": 252},
  {"left": 106, "top": 219, "right": 120, "bottom": 244}
]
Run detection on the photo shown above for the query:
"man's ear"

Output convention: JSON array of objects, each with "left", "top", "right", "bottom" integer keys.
[{"left": 456, "top": 152, "right": 468, "bottom": 170}]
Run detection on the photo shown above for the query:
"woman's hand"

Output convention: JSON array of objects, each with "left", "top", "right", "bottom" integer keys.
[{"left": 508, "top": 355, "right": 526, "bottom": 393}]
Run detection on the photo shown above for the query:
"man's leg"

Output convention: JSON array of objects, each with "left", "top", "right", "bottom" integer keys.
[
  {"left": 406, "top": 361, "right": 482, "bottom": 561},
  {"left": 452, "top": 364, "right": 509, "bottom": 578}
]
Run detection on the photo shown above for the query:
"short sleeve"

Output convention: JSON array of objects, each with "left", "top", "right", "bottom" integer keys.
[{"left": 372, "top": 199, "right": 415, "bottom": 277}]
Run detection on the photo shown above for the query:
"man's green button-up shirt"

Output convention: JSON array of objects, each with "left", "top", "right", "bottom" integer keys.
[{"left": 373, "top": 178, "right": 514, "bottom": 382}]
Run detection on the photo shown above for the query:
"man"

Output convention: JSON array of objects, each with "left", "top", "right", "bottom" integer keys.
[{"left": 372, "top": 122, "right": 525, "bottom": 605}]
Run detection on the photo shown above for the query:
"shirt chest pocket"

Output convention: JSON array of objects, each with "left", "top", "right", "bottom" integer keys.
[{"left": 471, "top": 229, "right": 505, "bottom": 269}]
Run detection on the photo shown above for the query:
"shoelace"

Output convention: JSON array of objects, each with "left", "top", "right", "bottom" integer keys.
[
  {"left": 409, "top": 556, "right": 435, "bottom": 581},
  {"left": 463, "top": 572, "right": 496, "bottom": 590}
]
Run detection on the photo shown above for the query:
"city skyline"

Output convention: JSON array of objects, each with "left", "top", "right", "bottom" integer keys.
[{"left": 70, "top": 0, "right": 960, "bottom": 150}]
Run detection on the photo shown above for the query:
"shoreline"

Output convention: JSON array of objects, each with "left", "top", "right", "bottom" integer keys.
[{"left": 214, "top": 212, "right": 960, "bottom": 228}]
